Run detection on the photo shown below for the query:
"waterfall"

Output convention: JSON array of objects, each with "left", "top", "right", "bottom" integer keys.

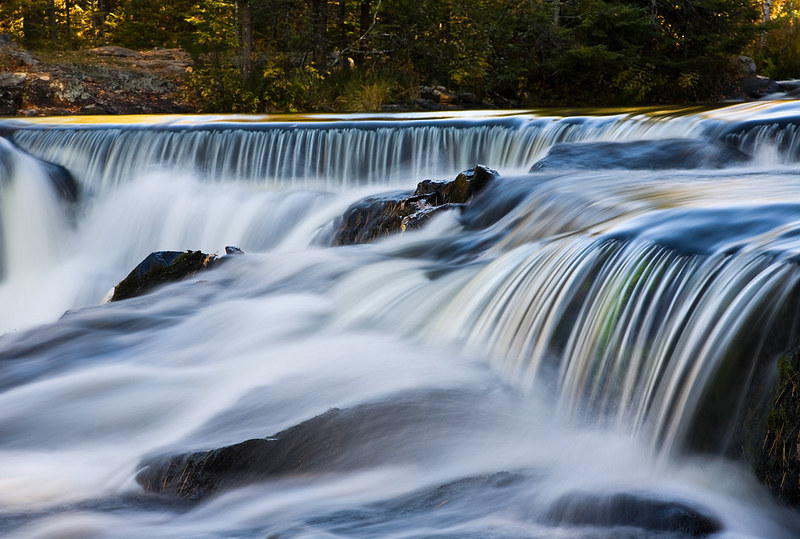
[
  {"left": 2, "top": 103, "right": 800, "bottom": 537},
  {"left": 6, "top": 110, "right": 717, "bottom": 190}
]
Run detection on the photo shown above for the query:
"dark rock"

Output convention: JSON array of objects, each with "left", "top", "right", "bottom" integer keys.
[
  {"left": 136, "top": 390, "right": 482, "bottom": 501},
  {"left": 331, "top": 190, "right": 411, "bottom": 246},
  {"left": 0, "top": 140, "right": 79, "bottom": 202},
  {"left": 457, "top": 92, "right": 481, "bottom": 105},
  {"left": 727, "top": 76, "right": 783, "bottom": 100},
  {"left": 412, "top": 98, "right": 441, "bottom": 111},
  {"left": 530, "top": 139, "right": 750, "bottom": 171},
  {"left": 0, "top": 72, "right": 25, "bottom": 116},
  {"left": 42, "top": 160, "right": 80, "bottom": 203},
  {"left": 755, "top": 348, "right": 800, "bottom": 506},
  {"left": 224, "top": 245, "right": 246, "bottom": 255},
  {"left": 331, "top": 165, "right": 497, "bottom": 246},
  {"left": 544, "top": 491, "right": 721, "bottom": 536},
  {"left": 110, "top": 250, "right": 217, "bottom": 302}
]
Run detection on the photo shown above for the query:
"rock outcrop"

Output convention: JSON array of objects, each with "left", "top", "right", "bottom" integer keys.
[
  {"left": 110, "top": 250, "right": 217, "bottom": 302},
  {"left": 0, "top": 38, "right": 190, "bottom": 115},
  {"left": 331, "top": 165, "right": 497, "bottom": 246}
]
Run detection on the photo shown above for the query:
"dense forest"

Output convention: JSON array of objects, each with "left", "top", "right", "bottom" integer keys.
[{"left": 0, "top": 0, "right": 798, "bottom": 111}]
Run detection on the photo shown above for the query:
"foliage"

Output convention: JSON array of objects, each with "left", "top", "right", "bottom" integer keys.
[{"left": 0, "top": 0, "right": 787, "bottom": 110}]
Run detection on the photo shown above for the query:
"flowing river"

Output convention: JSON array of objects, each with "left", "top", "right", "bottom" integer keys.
[{"left": 2, "top": 102, "right": 800, "bottom": 537}]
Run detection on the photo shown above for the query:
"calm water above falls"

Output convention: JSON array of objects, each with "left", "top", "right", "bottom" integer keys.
[{"left": 2, "top": 103, "right": 800, "bottom": 537}]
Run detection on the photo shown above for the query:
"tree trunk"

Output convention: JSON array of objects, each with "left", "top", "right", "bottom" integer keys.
[
  {"left": 359, "top": 0, "right": 372, "bottom": 36},
  {"left": 65, "top": 0, "right": 72, "bottom": 38},
  {"left": 47, "top": 0, "right": 56, "bottom": 43},
  {"left": 21, "top": 2, "right": 46, "bottom": 48},
  {"left": 311, "top": 0, "right": 328, "bottom": 66},
  {"left": 239, "top": 0, "right": 253, "bottom": 81},
  {"left": 339, "top": 0, "right": 346, "bottom": 48},
  {"left": 98, "top": 0, "right": 105, "bottom": 44}
]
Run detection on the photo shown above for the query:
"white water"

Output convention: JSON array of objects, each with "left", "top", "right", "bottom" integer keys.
[{"left": 2, "top": 104, "right": 800, "bottom": 537}]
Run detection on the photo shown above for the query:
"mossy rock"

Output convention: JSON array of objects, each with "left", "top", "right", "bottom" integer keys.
[
  {"left": 755, "top": 348, "right": 800, "bottom": 506},
  {"left": 110, "top": 250, "right": 217, "bottom": 302}
]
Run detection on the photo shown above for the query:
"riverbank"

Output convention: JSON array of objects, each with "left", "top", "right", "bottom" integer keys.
[{"left": 1, "top": 36, "right": 798, "bottom": 116}]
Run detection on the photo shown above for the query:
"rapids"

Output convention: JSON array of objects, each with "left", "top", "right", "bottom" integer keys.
[{"left": 2, "top": 102, "right": 800, "bottom": 537}]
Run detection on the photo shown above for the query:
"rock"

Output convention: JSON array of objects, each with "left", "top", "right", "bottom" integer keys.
[
  {"left": 457, "top": 92, "right": 480, "bottom": 105},
  {"left": 110, "top": 250, "right": 218, "bottom": 302},
  {"left": 544, "top": 491, "right": 721, "bottom": 536},
  {"left": 89, "top": 46, "right": 140, "bottom": 58},
  {"left": 0, "top": 72, "right": 25, "bottom": 115},
  {"left": 224, "top": 245, "right": 246, "bottom": 255},
  {"left": 0, "top": 34, "right": 39, "bottom": 66},
  {"left": 412, "top": 98, "right": 441, "bottom": 111},
  {"left": 725, "top": 75, "right": 783, "bottom": 101},
  {"left": 734, "top": 55, "right": 757, "bottom": 76},
  {"left": 135, "top": 389, "right": 482, "bottom": 501},
  {"left": 530, "top": 139, "right": 750, "bottom": 171},
  {"left": 0, "top": 140, "right": 79, "bottom": 202},
  {"left": 755, "top": 348, "right": 800, "bottom": 507},
  {"left": 331, "top": 165, "right": 497, "bottom": 246}
]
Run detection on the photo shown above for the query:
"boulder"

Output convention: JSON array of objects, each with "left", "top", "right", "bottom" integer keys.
[
  {"left": 755, "top": 348, "right": 800, "bottom": 506},
  {"left": 0, "top": 140, "right": 79, "bottom": 202},
  {"left": 544, "top": 491, "right": 721, "bottom": 536},
  {"left": 110, "top": 250, "right": 217, "bottom": 302},
  {"left": 725, "top": 75, "right": 783, "bottom": 101},
  {"left": 332, "top": 165, "right": 497, "bottom": 246},
  {"left": 136, "top": 389, "right": 481, "bottom": 501},
  {"left": 0, "top": 72, "right": 25, "bottom": 116}
]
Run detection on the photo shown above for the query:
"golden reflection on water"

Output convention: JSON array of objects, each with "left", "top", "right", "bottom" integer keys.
[{"left": 6, "top": 100, "right": 797, "bottom": 127}]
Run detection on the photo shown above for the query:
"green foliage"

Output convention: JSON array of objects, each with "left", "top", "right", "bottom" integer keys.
[
  {"left": 750, "top": 14, "right": 800, "bottom": 80},
  {"left": 182, "top": 61, "right": 259, "bottom": 113},
  {"left": 106, "top": 0, "right": 196, "bottom": 49},
  {"left": 0, "top": 0, "right": 772, "bottom": 110},
  {"left": 334, "top": 70, "right": 399, "bottom": 111}
]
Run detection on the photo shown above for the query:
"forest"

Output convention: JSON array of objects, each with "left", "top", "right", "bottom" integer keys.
[{"left": 0, "top": 0, "right": 798, "bottom": 112}]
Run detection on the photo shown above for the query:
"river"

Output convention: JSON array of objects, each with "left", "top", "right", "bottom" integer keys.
[{"left": 1, "top": 102, "right": 800, "bottom": 537}]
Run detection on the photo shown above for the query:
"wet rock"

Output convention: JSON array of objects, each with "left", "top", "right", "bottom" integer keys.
[
  {"left": 224, "top": 245, "right": 246, "bottom": 255},
  {"left": 0, "top": 140, "right": 79, "bottom": 202},
  {"left": 544, "top": 491, "right": 721, "bottom": 536},
  {"left": 136, "top": 390, "right": 480, "bottom": 501},
  {"left": 530, "top": 139, "right": 750, "bottom": 171},
  {"left": 755, "top": 348, "right": 800, "bottom": 507},
  {"left": 331, "top": 165, "right": 497, "bottom": 246},
  {"left": 110, "top": 250, "right": 217, "bottom": 302}
]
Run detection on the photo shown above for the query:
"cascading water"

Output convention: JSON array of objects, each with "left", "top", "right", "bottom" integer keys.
[{"left": 2, "top": 103, "right": 800, "bottom": 537}]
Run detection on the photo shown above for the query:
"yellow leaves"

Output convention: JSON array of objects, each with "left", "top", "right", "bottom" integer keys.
[{"left": 678, "top": 71, "right": 700, "bottom": 89}]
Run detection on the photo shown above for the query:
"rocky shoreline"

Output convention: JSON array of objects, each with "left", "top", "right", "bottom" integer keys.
[{"left": 0, "top": 37, "right": 191, "bottom": 116}]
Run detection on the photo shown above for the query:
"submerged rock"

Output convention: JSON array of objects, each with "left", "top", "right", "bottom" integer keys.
[
  {"left": 332, "top": 165, "right": 497, "bottom": 246},
  {"left": 530, "top": 139, "right": 750, "bottom": 171},
  {"left": 136, "top": 390, "right": 484, "bottom": 501},
  {"left": 110, "top": 250, "right": 217, "bottom": 302},
  {"left": 544, "top": 491, "right": 721, "bottom": 536},
  {"left": 755, "top": 348, "right": 800, "bottom": 507},
  {"left": 0, "top": 139, "right": 79, "bottom": 202}
]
